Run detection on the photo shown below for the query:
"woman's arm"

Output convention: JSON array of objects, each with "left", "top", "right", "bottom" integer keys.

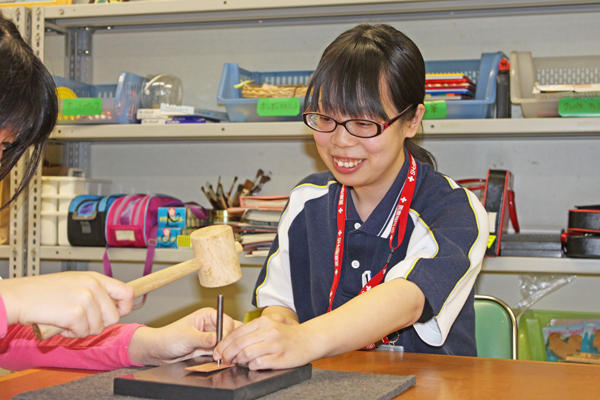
[
  {"left": 128, "top": 308, "right": 241, "bottom": 366},
  {"left": 0, "top": 307, "right": 241, "bottom": 371},
  {"left": 214, "top": 277, "right": 424, "bottom": 370},
  {"left": 0, "top": 271, "right": 133, "bottom": 338}
]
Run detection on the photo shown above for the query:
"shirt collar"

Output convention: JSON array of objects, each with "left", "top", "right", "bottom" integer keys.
[{"left": 347, "top": 150, "right": 410, "bottom": 238}]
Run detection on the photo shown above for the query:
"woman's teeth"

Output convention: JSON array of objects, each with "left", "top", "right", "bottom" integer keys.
[{"left": 334, "top": 158, "right": 362, "bottom": 168}]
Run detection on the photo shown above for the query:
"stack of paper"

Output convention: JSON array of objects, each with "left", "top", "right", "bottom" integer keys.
[
  {"left": 136, "top": 103, "right": 228, "bottom": 125},
  {"left": 425, "top": 73, "right": 475, "bottom": 100},
  {"left": 229, "top": 195, "right": 288, "bottom": 257}
]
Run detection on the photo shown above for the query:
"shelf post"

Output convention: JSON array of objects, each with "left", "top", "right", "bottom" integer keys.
[{"left": 65, "top": 24, "right": 93, "bottom": 174}]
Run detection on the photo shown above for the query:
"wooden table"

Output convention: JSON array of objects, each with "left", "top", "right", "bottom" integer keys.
[{"left": 1, "top": 351, "right": 599, "bottom": 399}]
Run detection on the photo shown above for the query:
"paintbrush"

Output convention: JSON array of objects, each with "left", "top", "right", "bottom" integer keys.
[
  {"left": 208, "top": 183, "right": 224, "bottom": 210},
  {"left": 227, "top": 176, "right": 238, "bottom": 203},
  {"left": 249, "top": 174, "right": 271, "bottom": 195},
  {"left": 252, "top": 169, "right": 264, "bottom": 189},
  {"left": 216, "top": 181, "right": 229, "bottom": 208},
  {"left": 232, "top": 179, "right": 253, "bottom": 207},
  {"left": 201, "top": 186, "right": 220, "bottom": 209}
]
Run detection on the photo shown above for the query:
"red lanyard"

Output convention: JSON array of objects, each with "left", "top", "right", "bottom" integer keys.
[{"left": 327, "top": 153, "right": 417, "bottom": 312}]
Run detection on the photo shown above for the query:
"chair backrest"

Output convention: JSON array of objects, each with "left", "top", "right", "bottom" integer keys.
[{"left": 474, "top": 294, "right": 518, "bottom": 359}]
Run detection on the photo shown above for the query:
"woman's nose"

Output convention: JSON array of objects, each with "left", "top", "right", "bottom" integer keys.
[{"left": 330, "top": 123, "right": 357, "bottom": 146}]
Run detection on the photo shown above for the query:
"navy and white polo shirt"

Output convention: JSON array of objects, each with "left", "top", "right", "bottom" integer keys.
[{"left": 252, "top": 155, "right": 488, "bottom": 356}]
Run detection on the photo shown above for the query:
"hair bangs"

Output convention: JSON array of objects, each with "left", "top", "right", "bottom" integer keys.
[{"left": 305, "top": 41, "right": 388, "bottom": 120}]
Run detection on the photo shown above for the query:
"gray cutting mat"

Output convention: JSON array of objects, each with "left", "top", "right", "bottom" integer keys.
[{"left": 14, "top": 367, "right": 415, "bottom": 400}]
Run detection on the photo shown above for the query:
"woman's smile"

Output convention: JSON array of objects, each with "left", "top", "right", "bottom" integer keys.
[{"left": 332, "top": 156, "right": 364, "bottom": 173}]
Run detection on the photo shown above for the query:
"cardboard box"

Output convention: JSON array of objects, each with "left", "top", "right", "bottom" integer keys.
[
  {"left": 156, "top": 227, "right": 181, "bottom": 248},
  {"left": 157, "top": 207, "right": 186, "bottom": 228}
]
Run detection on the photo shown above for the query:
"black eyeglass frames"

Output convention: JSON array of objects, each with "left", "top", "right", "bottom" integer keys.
[{"left": 302, "top": 104, "right": 415, "bottom": 138}]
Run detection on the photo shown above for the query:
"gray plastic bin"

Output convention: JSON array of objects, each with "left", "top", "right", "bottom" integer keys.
[{"left": 510, "top": 51, "right": 600, "bottom": 118}]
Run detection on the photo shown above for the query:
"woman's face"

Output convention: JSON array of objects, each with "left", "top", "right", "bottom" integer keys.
[{"left": 312, "top": 96, "right": 423, "bottom": 200}]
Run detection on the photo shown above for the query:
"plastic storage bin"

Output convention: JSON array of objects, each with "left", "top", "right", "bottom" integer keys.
[
  {"left": 510, "top": 51, "right": 600, "bottom": 118},
  {"left": 217, "top": 64, "right": 313, "bottom": 122},
  {"left": 424, "top": 52, "right": 505, "bottom": 119},
  {"left": 40, "top": 176, "right": 111, "bottom": 246},
  {"left": 518, "top": 309, "right": 600, "bottom": 361},
  {"left": 217, "top": 53, "right": 504, "bottom": 122},
  {"left": 54, "top": 72, "right": 147, "bottom": 124}
]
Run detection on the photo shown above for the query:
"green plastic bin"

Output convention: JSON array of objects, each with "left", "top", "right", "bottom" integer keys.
[{"left": 518, "top": 309, "right": 600, "bottom": 361}]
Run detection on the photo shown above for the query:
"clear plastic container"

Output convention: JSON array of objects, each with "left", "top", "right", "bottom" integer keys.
[{"left": 54, "top": 72, "right": 147, "bottom": 124}]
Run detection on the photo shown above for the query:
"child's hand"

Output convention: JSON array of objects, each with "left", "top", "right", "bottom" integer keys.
[
  {"left": 0, "top": 271, "right": 134, "bottom": 338},
  {"left": 128, "top": 307, "right": 241, "bottom": 366},
  {"left": 213, "top": 316, "right": 317, "bottom": 370}
]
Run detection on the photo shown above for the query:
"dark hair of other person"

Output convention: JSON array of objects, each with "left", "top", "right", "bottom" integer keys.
[
  {"left": 304, "top": 23, "right": 436, "bottom": 168},
  {"left": 0, "top": 15, "right": 56, "bottom": 209}
]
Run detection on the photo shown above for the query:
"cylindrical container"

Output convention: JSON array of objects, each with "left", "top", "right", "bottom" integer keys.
[
  {"left": 496, "top": 57, "right": 511, "bottom": 118},
  {"left": 209, "top": 209, "right": 230, "bottom": 225}
]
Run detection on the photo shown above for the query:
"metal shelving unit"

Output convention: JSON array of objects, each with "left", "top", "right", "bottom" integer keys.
[
  {"left": 35, "top": 245, "right": 600, "bottom": 275},
  {"left": 49, "top": 118, "right": 600, "bottom": 141},
  {"left": 39, "top": 245, "right": 264, "bottom": 266},
  {"left": 37, "top": 0, "right": 600, "bottom": 27},
  {"left": 22, "top": 0, "right": 600, "bottom": 278}
]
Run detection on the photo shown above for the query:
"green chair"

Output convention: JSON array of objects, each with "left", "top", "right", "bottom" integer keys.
[{"left": 474, "top": 294, "right": 518, "bottom": 359}]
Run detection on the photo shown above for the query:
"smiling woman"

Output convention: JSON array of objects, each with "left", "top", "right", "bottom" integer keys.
[
  {"left": 0, "top": 14, "right": 57, "bottom": 209},
  {"left": 214, "top": 24, "right": 488, "bottom": 371}
]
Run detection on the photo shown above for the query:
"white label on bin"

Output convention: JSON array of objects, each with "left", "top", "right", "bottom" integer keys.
[
  {"left": 81, "top": 221, "right": 92, "bottom": 235},
  {"left": 115, "top": 230, "right": 136, "bottom": 241}
]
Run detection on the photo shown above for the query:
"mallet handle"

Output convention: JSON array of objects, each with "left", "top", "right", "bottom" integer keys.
[
  {"left": 33, "top": 258, "right": 200, "bottom": 341},
  {"left": 128, "top": 258, "right": 199, "bottom": 298}
]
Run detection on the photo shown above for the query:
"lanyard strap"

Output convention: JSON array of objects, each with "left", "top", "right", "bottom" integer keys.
[{"left": 327, "top": 154, "right": 418, "bottom": 312}]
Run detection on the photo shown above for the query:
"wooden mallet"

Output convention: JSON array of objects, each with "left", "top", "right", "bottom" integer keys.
[{"left": 32, "top": 224, "right": 243, "bottom": 341}]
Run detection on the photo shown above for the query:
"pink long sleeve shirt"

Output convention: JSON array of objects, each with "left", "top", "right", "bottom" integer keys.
[{"left": 0, "top": 295, "right": 143, "bottom": 371}]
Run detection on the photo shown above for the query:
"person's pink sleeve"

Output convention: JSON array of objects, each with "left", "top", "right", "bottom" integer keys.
[
  {"left": 0, "top": 296, "right": 144, "bottom": 371},
  {"left": 0, "top": 295, "right": 7, "bottom": 339}
]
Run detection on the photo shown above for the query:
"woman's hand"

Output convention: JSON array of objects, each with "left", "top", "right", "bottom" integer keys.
[
  {"left": 128, "top": 307, "right": 241, "bottom": 366},
  {"left": 213, "top": 315, "right": 319, "bottom": 370},
  {"left": 0, "top": 271, "right": 134, "bottom": 338}
]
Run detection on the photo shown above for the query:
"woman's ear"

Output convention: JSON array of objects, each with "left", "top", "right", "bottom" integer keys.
[{"left": 404, "top": 104, "right": 425, "bottom": 139}]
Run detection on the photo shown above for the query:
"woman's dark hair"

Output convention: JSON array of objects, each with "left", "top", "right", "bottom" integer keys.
[
  {"left": 304, "top": 24, "right": 436, "bottom": 168},
  {"left": 0, "top": 15, "right": 56, "bottom": 209}
]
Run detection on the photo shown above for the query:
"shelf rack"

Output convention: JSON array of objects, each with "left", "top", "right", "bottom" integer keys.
[
  {"left": 22, "top": 0, "right": 600, "bottom": 279},
  {"left": 38, "top": 0, "right": 600, "bottom": 29},
  {"left": 49, "top": 118, "right": 600, "bottom": 142},
  {"left": 36, "top": 245, "right": 600, "bottom": 275}
]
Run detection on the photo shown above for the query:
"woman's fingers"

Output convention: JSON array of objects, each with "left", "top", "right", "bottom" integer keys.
[
  {"left": 215, "top": 317, "right": 283, "bottom": 364},
  {"left": 92, "top": 272, "right": 134, "bottom": 317}
]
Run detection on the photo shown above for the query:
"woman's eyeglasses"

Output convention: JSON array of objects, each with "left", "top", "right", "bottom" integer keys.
[{"left": 302, "top": 104, "right": 414, "bottom": 138}]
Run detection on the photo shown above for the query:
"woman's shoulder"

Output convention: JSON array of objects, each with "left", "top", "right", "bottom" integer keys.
[
  {"left": 417, "top": 161, "right": 461, "bottom": 193},
  {"left": 287, "top": 171, "right": 338, "bottom": 207},
  {"left": 293, "top": 171, "right": 337, "bottom": 190},
  {"left": 414, "top": 161, "right": 478, "bottom": 210}
]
